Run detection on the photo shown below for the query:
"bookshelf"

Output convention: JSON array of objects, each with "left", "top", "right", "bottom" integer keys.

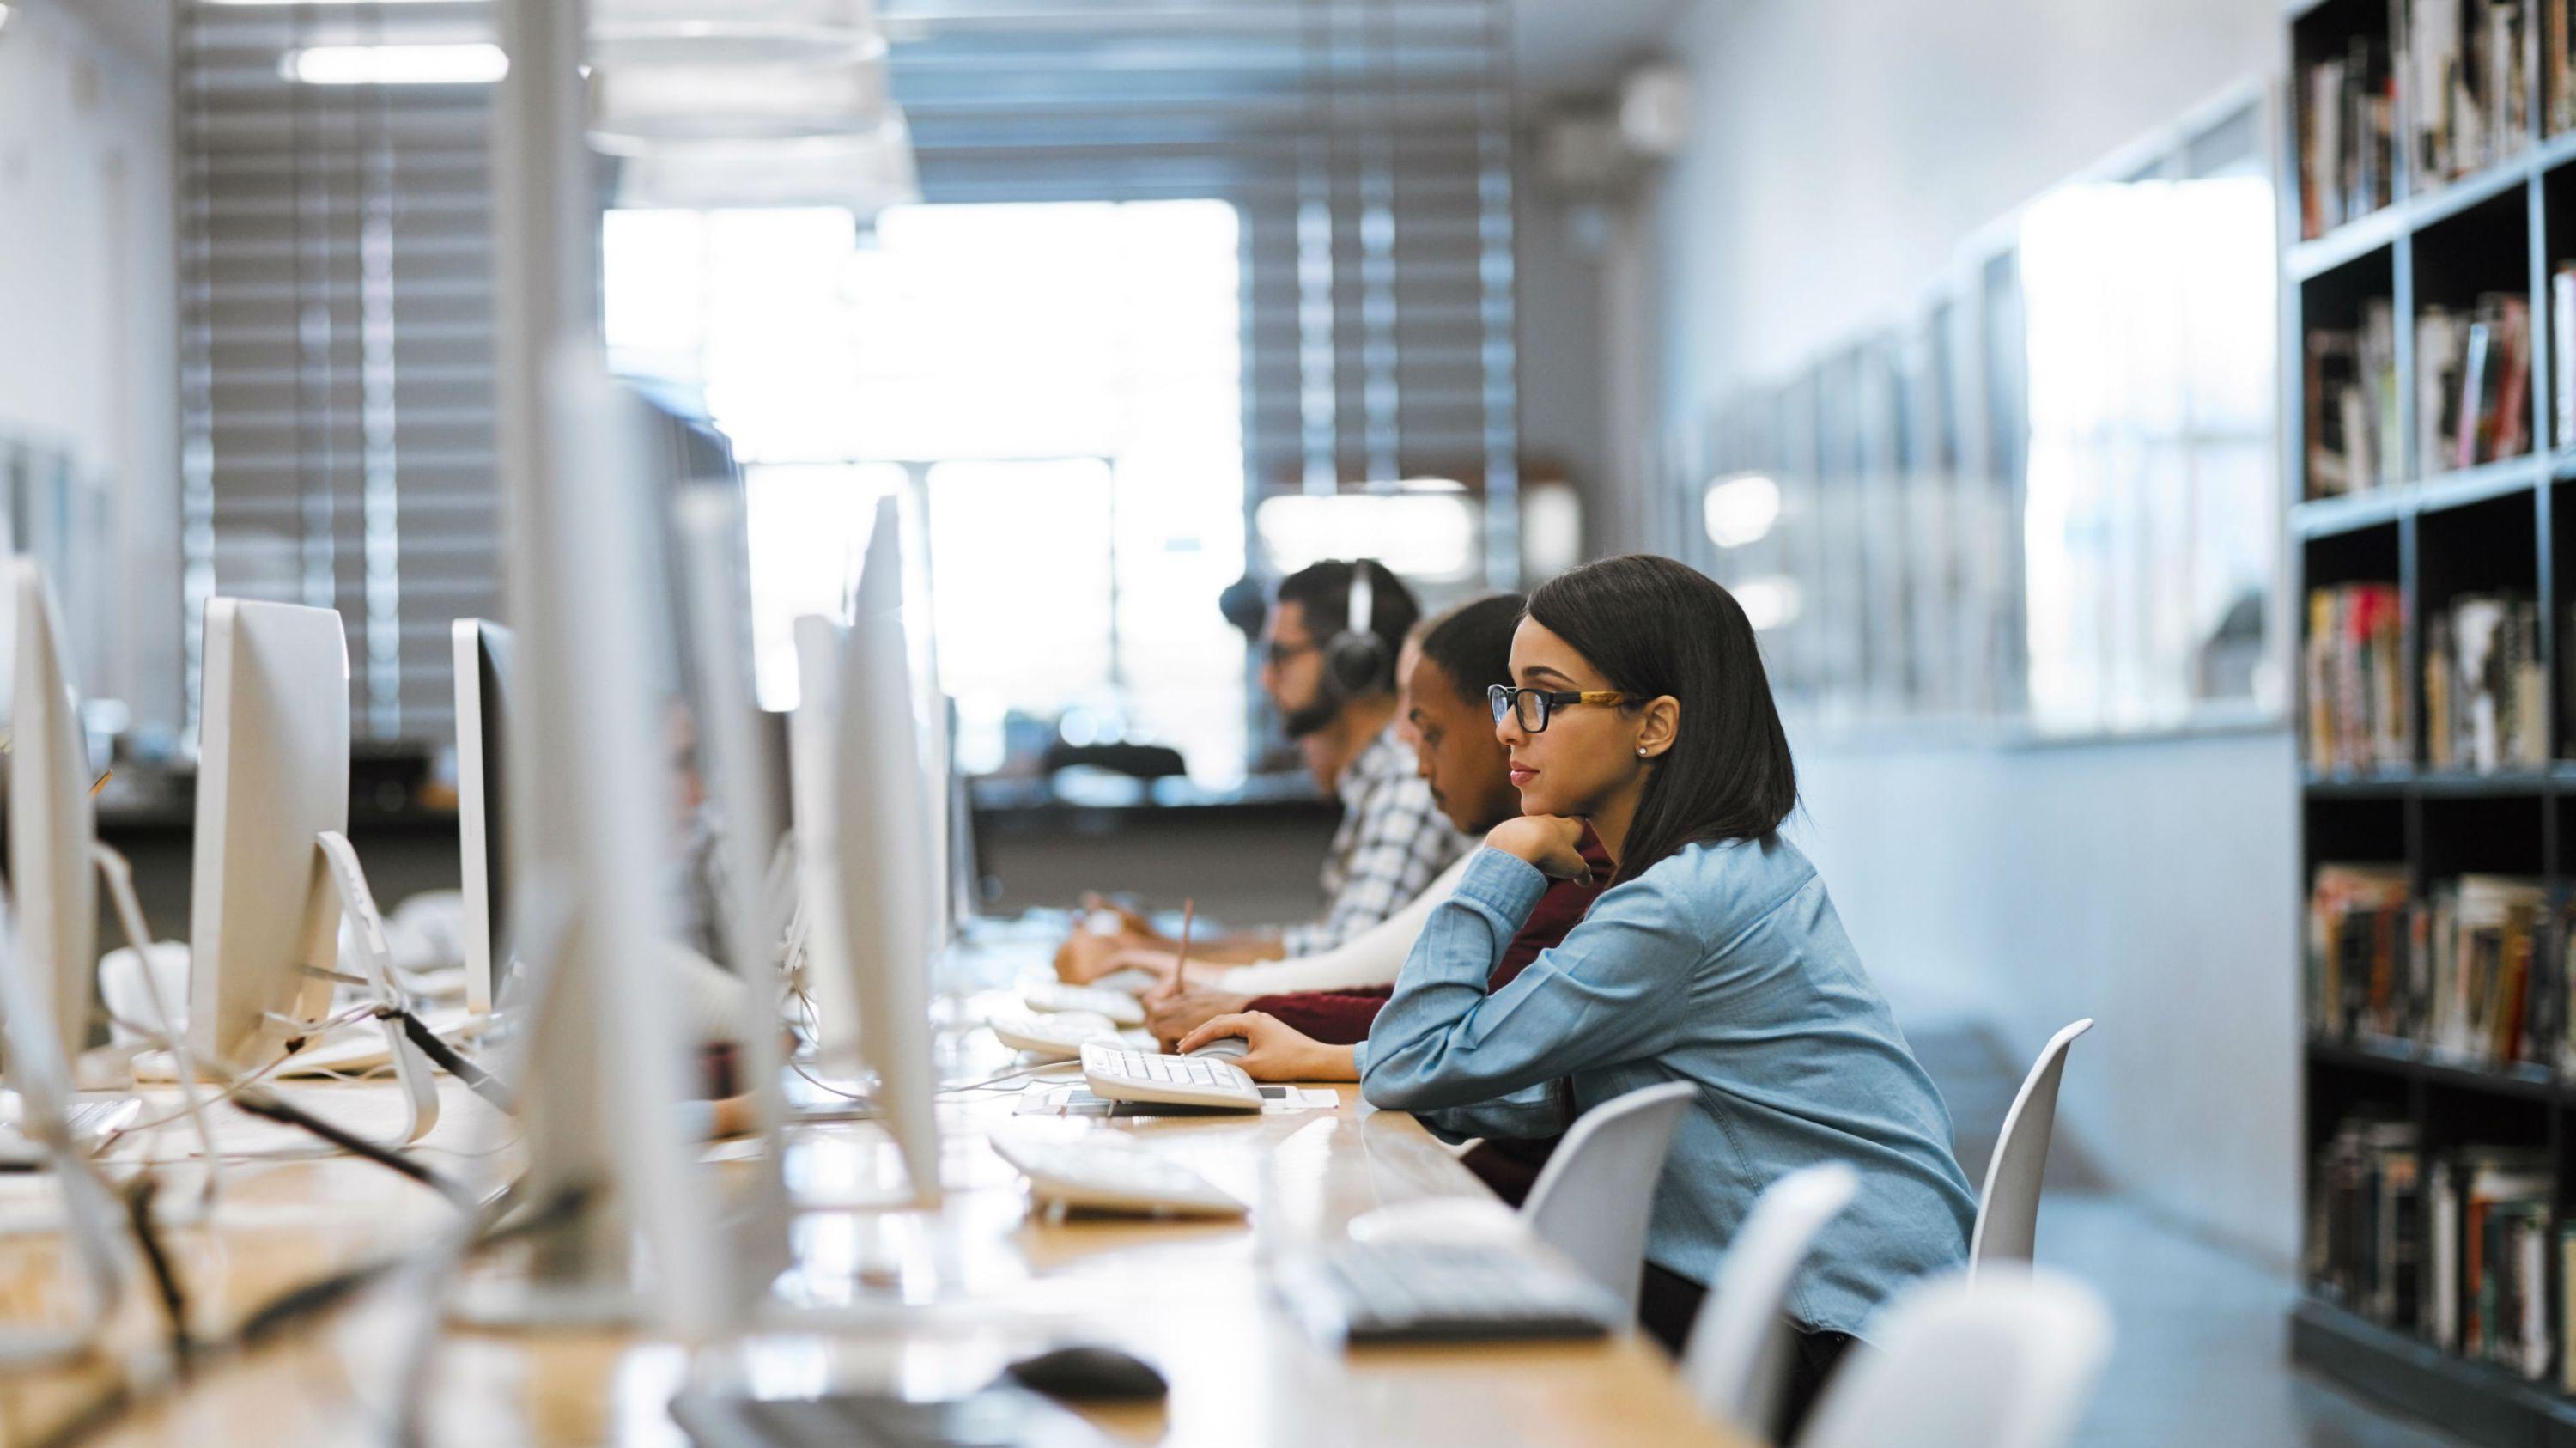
[{"left": 2290, "top": 0, "right": 2576, "bottom": 1439}]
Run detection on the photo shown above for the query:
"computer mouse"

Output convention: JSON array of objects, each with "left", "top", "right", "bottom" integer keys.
[
  {"left": 1002, "top": 1343, "right": 1168, "bottom": 1401},
  {"left": 1185, "top": 1036, "right": 1250, "bottom": 1061}
]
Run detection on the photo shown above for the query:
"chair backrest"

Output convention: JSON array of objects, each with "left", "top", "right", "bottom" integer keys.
[
  {"left": 1969, "top": 1019, "right": 2093, "bottom": 1275},
  {"left": 1793, "top": 1267, "right": 2112, "bottom": 1448},
  {"left": 1679, "top": 1162, "right": 1859, "bottom": 1439},
  {"left": 1521, "top": 1080, "right": 1698, "bottom": 1312}
]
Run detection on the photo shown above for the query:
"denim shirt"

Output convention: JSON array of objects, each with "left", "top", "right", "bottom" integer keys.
[{"left": 1354, "top": 839, "right": 1977, "bottom": 1338}]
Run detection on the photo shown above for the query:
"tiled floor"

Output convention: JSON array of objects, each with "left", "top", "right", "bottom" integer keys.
[{"left": 2041, "top": 1193, "right": 2469, "bottom": 1447}]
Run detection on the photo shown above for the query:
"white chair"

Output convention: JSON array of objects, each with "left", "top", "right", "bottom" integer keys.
[
  {"left": 1970, "top": 1019, "right": 2093, "bottom": 1276},
  {"left": 1793, "top": 1267, "right": 2112, "bottom": 1448},
  {"left": 1520, "top": 1080, "right": 1698, "bottom": 1312},
  {"left": 1679, "top": 1162, "right": 1860, "bottom": 1439}
]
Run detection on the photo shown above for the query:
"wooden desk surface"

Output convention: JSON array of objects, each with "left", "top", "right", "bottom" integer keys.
[{"left": 0, "top": 1006, "right": 1746, "bottom": 1446}]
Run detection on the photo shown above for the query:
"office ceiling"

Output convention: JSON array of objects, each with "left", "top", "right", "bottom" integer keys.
[{"left": 55, "top": 0, "right": 1684, "bottom": 102}]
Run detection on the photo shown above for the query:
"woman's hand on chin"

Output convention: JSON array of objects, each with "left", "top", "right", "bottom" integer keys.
[{"left": 1484, "top": 816, "right": 1593, "bottom": 880}]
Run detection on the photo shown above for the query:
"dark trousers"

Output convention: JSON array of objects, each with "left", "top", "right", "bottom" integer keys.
[{"left": 1639, "top": 1261, "right": 1859, "bottom": 1442}]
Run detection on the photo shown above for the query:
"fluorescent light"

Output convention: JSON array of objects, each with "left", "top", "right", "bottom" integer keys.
[
  {"left": 1702, "top": 472, "right": 1781, "bottom": 548},
  {"left": 588, "top": 53, "right": 891, "bottom": 151},
  {"left": 282, "top": 43, "right": 508, "bottom": 86},
  {"left": 0, "top": 5, "right": 14, "bottom": 36},
  {"left": 1255, "top": 493, "right": 1480, "bottom": 581},
  {"left": 590, "top": 0, "right": 885, "bottom": 67}
]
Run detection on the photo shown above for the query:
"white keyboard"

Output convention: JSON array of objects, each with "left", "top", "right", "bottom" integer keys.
[
  {"left": 1024, "top": 982, "right": 1146, "bottom": 1027},
  {"left": 1079, "top": 1042, "right": 1262, "bottom": 1110},
  {"left": 0, "top": 1098, "right": 142, "bottom": 1169},
  {"left": 990, "top": 1136, "right": 1248, "bottom": 1217},
  {"left": 989, "top": 1010, "right": 1124, "bottom": 1062}
]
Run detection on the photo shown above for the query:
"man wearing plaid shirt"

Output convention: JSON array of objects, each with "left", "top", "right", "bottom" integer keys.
[
  {"left": 1056, "top": 559, "right": 1467, "bottom": 975},
  {"left": 1262, "top": 559, "right": 1467, "bottom": 954}
]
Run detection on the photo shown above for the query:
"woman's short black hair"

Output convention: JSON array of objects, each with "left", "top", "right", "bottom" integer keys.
[
  {"left": 1523, "top": 554, "right": 1796, "bottom": 882},
  {"left": 1415, "top": 593, "right": 1525, "bottom": 701}
]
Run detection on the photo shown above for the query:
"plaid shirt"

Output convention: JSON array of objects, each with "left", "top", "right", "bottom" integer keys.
[{"left": 1280, "top": 724, "right": 1467, "bottom": 956}]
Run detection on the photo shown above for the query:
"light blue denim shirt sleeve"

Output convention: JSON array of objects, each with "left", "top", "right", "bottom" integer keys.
[
  {"left": 1362, "top": 849, "right": 1702, "bottom": 1107},
  {"left": 1358, "top": 840, "right": 1978, "bottom": 1339}
]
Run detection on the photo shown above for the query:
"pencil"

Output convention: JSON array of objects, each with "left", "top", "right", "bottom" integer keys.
[{"left": 1170, "top": 899, "right": 1194, "bottom": 994}]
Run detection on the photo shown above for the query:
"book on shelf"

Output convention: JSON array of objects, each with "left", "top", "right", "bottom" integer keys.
[
  {"left": 2303, "top": 32, "right": 2397, "bottom": 237},
  {"left": 2305, "top": 584, "right": 2409, "bottom": 772},
  {"left": 2311, "top": 1117, "right": 2556, "bottom": 1380},
  {"left": 2306, "top": 867, "right": 2556, "bottom": 1069},
  {"left": 2424, "top": 593, "right": 2547, "bottom": 771},
  {"left": 2555, "top": 0, "right": 2576, "bottom": 135},
  {"left": 2419, "top": 295, "right": 2532, "bottom": 477},
  {"left": 2308, "top": 1114, "right": 2424, "bottom": 1329},
  {"left": 2563, "top": 1226, "right": 2576, "bottom": 1393},
  {"left": 2411, "top": 0, "right": 2532, "bottom": 185},
  {"left": 2556, "top": 265, "right": 2576, "bottom": 447},
  {"left": 2309, "top": 861, "right": 2414, "bottom": 1041},
  {"left": 2306, "top": 301, "right": 2402, "bottom": 497},
  {"left": 2452, "top": 1148, "right": 2555, "bottom": 1378}
]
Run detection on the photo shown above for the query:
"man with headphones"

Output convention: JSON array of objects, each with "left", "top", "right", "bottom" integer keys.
[
  {"left": 1056, "top": 558, "right": 1467, "bottom": 975},
  {"left": 1255, "top": 558, "right": 1467, "bottom": 957}
]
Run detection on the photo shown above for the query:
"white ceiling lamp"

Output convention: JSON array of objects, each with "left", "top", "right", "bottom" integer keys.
[
  {"left": 611, "top": 110, "right": 918, "bottom": 216},
  {"left": 1702, "top": 472, "right": 1782, "bottom": 548},
  {"left": 588, "top": 52, "right": 890, "bottom": 152},
  {"left": 283, "top": 42, "right": 509, "bottom": 86},
  {"left": 589, "top": 0, "right": 885, "bottom": 67}
]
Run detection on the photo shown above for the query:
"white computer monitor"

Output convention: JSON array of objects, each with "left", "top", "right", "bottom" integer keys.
[
  {"left": 465, "top": 347, "right": 733, "bottom": 1334},
  {"left": 788, "top": 612, "right": 849, "bottom": 1036},
  {"left": 186, "top": 599, "right": 351, "bottom": 1069},
  {"left": 809, "top": 496, "right": 941, "bottom": 1207},
  {"left": 453, "top": 618, "right": 514, "bottom": 1016},
  {"left": 8, "top": 561, "right": 97, "bottom": 1068}
]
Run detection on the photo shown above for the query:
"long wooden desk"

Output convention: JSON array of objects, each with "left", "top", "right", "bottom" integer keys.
[{"left": 0, "top": 991, "right": 1746, "bottom": 1445}]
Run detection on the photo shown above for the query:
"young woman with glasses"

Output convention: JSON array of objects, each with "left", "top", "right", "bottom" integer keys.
[{"left": 1353, "top": 553, "right": 1976, "bottom": 1433}]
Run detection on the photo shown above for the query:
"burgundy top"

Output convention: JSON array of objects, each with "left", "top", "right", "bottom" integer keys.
[
  {"left": 1245, "top": 824, "right": 1615, "bottom": 1044},
  {"left": 1247, "top": 824, "right": 1613, "bottom": 1202}
]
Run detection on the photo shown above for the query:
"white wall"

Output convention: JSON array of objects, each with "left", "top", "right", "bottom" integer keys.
[
  {"left": 0, "top": 0, "right": 179, "bottom": 733},
  {"left": 1643, "top": 0, "right": 2298, "bottom": 1262}
]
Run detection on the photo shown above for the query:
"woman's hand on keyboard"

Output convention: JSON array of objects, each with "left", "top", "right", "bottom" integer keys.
[
  {"left": 1176, "top": 1013, "right": 1359, "bottom": 1083},
  {"left": 1145, "top": 989, "right": 1251, "bottom": 1048}
]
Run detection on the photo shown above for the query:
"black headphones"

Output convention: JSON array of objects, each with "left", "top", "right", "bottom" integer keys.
[{"left": 1321, "top": 563, "right": 1393, "bottom": 701}]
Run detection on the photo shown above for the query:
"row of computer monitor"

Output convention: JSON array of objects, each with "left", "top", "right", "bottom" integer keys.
[
  {"left": 450, "top": 489, "right": 953, "bottom": 1199},
  {"left": 4, "top": 481, "right": 952, "bottom": 1202}
]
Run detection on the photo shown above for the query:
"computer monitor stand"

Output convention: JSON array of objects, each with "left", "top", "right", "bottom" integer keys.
[
  {"left": 0, "top": 910, "right": 144, "bottom": 1372},
  {"left": 94, "top": 843, "right": 223, "bottom": 1214},
  {"left": 313, "top": 831, "right": 441, "bottom": 1147},
  {"left": 0, "top": 1117, "right": 143, "bottom": 1372}
]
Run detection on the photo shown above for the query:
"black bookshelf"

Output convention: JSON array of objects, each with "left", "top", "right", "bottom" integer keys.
[{"left": 2289, "top": 0, "right": 2576, "bottom": 1440}]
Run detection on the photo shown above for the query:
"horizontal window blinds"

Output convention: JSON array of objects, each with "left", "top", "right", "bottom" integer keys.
[
  {"left": 179, "top": 0, "right": 1525, "bottom": 746},
  {"left": 179, "top": 1, "right": 502, "bottom": 744}
]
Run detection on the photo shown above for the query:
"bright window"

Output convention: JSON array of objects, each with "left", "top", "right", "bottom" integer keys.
[{"left": 604, "top": 199, "right": 1249, "bottom": 782}]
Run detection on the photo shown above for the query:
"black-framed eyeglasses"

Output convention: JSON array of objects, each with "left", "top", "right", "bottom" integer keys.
[
  {"left": 1263, "top": 638, "right": 1321, "bottom": 669},
  {"left": 1488, "top": 684, "right": 1635, "bottom": 733}
]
